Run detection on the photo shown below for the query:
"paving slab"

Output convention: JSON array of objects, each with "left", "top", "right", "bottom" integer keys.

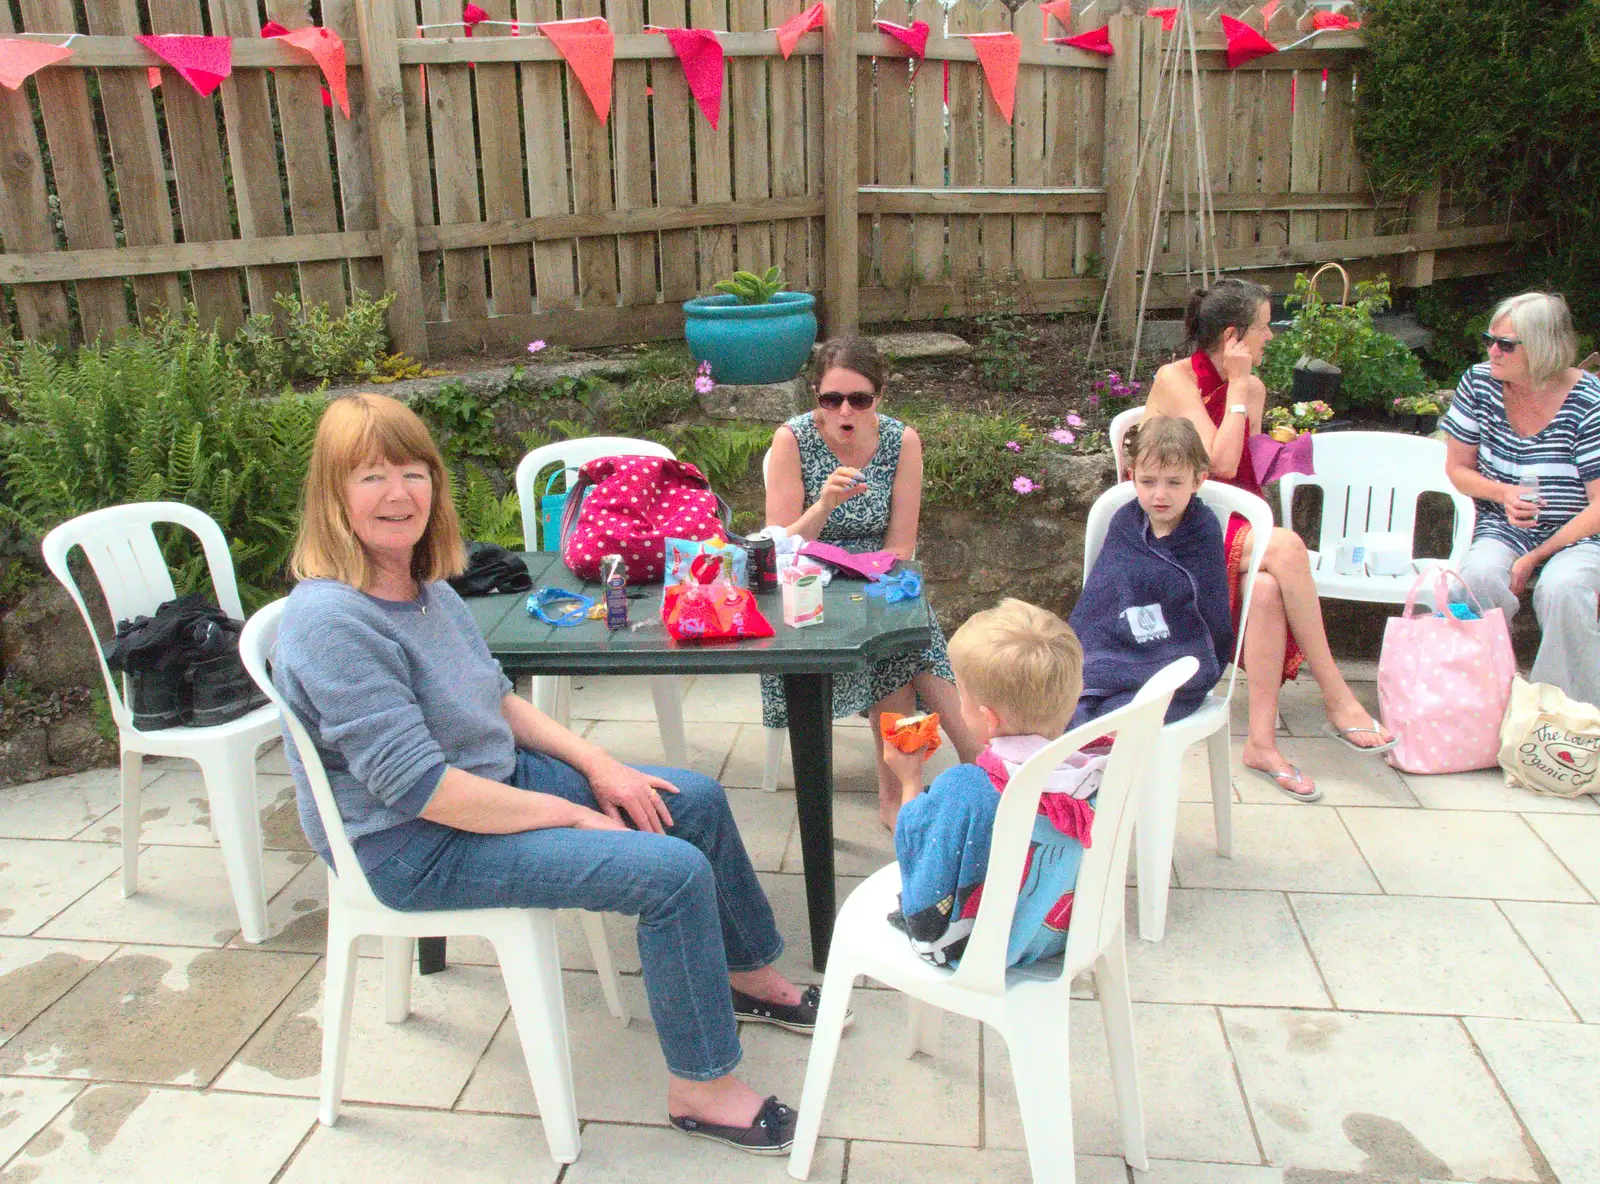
[
  {"left": 1232, "top": 737, "right": 1418, "bottom": 808},
  {"left": 261, "top": 796, "right": 313, "bottom": 853},
  {"left": 872, "top": 330, "right": 971, "bottom": 360},
  {"left": 1465, "top": 1016, "right": 1600, "bottom": 1184},
  {"left": 781, "top": 790, "right": 896, "bottom": 879},
  {"left": 36, "top": 844, "right": 309, "bottom": 947},
  {"left": 569, "top": 675, "right": 682, "bottom": 723},
  {"left": 0, "top": 938, "right": 118, "bottom": 1046},
  {"left": 1521, "top": 813, "right": 1600, "bottom": 900},
  {"left": 1399, "top": 767, "right": 1600, "bottom": 814},
  {"left": 561, "top": 1122, "right": 846, "bottom": 1184},
  {"left": 1290, "top": 894, "right": 1572, "bottom": 1020},
  {"left": 1274, "top": 678, "right": 1382, "bottom": 742},
  {"left": 0, "top": 770, "right": 119, "bottom": 841},
  {"left": 1125, "top": 890, "right": 1330, "bottom": 1009},
  {"left": 1222, "top": 1007, "right": 1539, "bottom": 1181},
  {"left": 0, "top": 944, "right": 313, "bottom": 1086},
  {"left": 217, "top": 959, "right": 507, "bottom": 1108},
  {"left": 722, "top": 720, "right": 917, "bottom": 794},
  {"left": 579, "top": 720, "right": 740, "bottom": 783},
  {"left": 1172, "top": 804, "right": 1380, "bottom": 894},
  {"left": 1498, "top": 900, "right": 1600, "bottom": 1023},
  {"left": 846, "top": 1141, "right": 1126, "bottom": 1184},
  {"left": 678, "top": 673, "right": 767, "bottom": 724},
  {"left": 256, "top": 740, "right": 290, "bottom": 776},
  {"left": 1340, "top": 808, "right": 1589, "bottom": 901},
  {"left": 3, "top": 1082, "right": 314, "bottom": 1182},
  {"left": 986, "top": 1001, "right": 1259, "bottom": 1165},
  {"left": 92, "top": 768, "right": 298, "bottom": 848},
  {"left": 238, "top": 859, "right": 330, "bottom": 956},
  {"left": 756, "top": 872, "right": 865, "bottom": 989},
  {"left": 1134, "top": 1165, "right": 1481, "bottom": 1183},
  {"left": 0, "top": 1077, "right": 82, "bottom": 1165},
  {"left": 277, "top": 1104, "right": 562, "bottom": 1184},
  {"left": 725, "top": 787, "right": 797, "bottom": 873},
  {"left": 0, "top": 839, "right": 121, "bottom": 937}
]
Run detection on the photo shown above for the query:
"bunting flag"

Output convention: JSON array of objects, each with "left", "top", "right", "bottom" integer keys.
[
  {"left": 658, "top": 26, "right": 723, "bottom": 129},
  {"left": 278, "top": 26, "right": 350, "bottom": 117},
  {"left": 148, "top": 66, "right": 161, "bottom": 88},
  {"left": 1311, "top": 11, "right": 1360, "bottom": 30},
  {"left": 1146, "top": 7, "right": 1179, "bottom": 32},
  {"left": 462, "top": 3, "right": 489, "bottom": 35},
  {"left": 0, "top": 39, "right": 72, "bottom": 91},
  {"left": 963, "top": 32, "right": 1019, "bottom": 124},
  {"left": 260, "top": 19, "right": 289, "bottom": 37},
  {"left": 1259, "top": 0, "right": 1282, "bottom": 22},
  {"left": 1056, "top": 25, "right": 1113, "bottom": 56},
  {"left": 539, "top": 17, "right": 614, "bottom": 123},
  {"left": 1220, "top": 14, "right": 1276, "bottom": 70},
  {"left": 135, "top": 34, "right": 232, "bottom": 97},
  {"left": 1039, "top": 0, "right": 1074, "bottom": 37},
  {"left": 776, "top": 2, "right": 825, "bottom": 60},
  {"left": 874, "top": 19, "right": 929, "bottom": 60}
]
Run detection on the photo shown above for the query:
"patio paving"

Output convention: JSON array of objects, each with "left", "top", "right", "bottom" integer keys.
[{"left": 0, "top": 667, "right": 1592, "bottom": 1183}]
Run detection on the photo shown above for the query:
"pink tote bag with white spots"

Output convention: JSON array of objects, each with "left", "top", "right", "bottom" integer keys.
[
  {"left": 559, "top": 455, "right": 725, "bottom": 583},
  {"left": 1378, "top": 568, "right": 1515, "bottom": 775}
]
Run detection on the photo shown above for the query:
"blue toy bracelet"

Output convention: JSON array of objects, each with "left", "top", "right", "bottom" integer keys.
[{"left": 527, "top": 586, "right": 595, "bottom": 626}]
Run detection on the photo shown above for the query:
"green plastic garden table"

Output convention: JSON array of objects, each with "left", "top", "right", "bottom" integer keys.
[{"left": 415, "top": 551, "right": 933, "bottom": 975}]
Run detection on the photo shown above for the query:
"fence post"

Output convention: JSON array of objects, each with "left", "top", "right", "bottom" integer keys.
[
  {"left": 1406, "top": 183, "right": 1442, "bottom": 290},
  {"left": 822, "top": 0, "right": 859, "bottom": 336},
  {"left": 1101, "top": 11, "right": 1140, "bottom": 342},
  {"left": 353, "top": 0, "right": 428, "bottom": 359}
]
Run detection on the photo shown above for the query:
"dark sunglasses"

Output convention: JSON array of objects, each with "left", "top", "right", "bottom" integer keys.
[
  {"left": 1482, "top": 332, "right": 1521, "bottom": 352},
  {"left": 816, "top": 391, "right": 877, "bottom": 411}
]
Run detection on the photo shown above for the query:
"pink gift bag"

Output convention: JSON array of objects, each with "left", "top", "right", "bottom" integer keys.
[{"left": 1378, "top": 568, "right": 1515, "bottom": 775}]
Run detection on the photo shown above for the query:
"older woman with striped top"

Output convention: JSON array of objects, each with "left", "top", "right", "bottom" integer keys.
[{"left": 1444, "top": 292, "right": 1600, "bottom": 707}]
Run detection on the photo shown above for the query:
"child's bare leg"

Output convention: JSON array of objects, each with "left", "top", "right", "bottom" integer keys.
[
  {"left": 870, "top": 685, "right": 917, "bottom": 830},
  {"left": 909, "top": 671, "right": 980, "bottom": 765},
  {"left": 1240, "top": 574, "right": 1317, "bottom": 797}
]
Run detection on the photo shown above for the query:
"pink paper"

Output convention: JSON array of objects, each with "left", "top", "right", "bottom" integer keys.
[
  {"left": 874, "top": 19, "right": 929, "bottom": 60},
  {"left": 1247, "top": 432, "right": 1315, "bottom": 486},
  {"left": 539, "top": 17, "right": 614, "bottom": 124},
  {"left": 799, "top": 542, "right": 899, "bottom": 580},
  {"left": 776, "top": 2, "right": 825, "bottom": 60},
  {"left": 662, "top": 27, "right": 723, "bottom": 129},
  {"left": 278, "top": 26, "right": 350, "bottom": 117},
  {"left": 0, "top": 40, "right": 73, "bottom": 91},
  {"left": 1220, "top": 14, "right": 1277, "bottom": 70},
  {"left": 963, "top": 32, "right": 1020, "bottom": 125},
  {"left": 135, "top": 34, "right": 232, "bottom": 97}
]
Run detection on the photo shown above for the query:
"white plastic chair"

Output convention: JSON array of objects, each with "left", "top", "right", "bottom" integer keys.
[
  {"left": 787, "top": 657, "right": 1200, "bottom": 1184},
  {"left": 243, "top": 600, "right": 596, "bottom": 1161},
  {"left": 1083, "top": 481, "right": 1272, "bottom": 941},
  {"left": 760, "top": 447, "right": 787, "bottom": 791},
  {"left": 1278, "top": 431, "right": 1475, "bottom": 604},
  {"left": 41, "top": 503, "right": 279, "bottom": 943},
  {"left": 1109, "top": 406, "right": 1144, "bottom": 481},
  {"left": 514, "top": 438, "right": 688, "bottom": 767}
]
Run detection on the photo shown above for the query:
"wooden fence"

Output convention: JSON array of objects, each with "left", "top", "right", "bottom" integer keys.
[{"left": 0, "top": 1, "right": 1532, "bottom": 359}]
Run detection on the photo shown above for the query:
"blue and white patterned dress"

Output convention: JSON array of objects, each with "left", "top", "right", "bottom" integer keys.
[{"left": 760, "top": 412, "right": 956, "bottom": 730}]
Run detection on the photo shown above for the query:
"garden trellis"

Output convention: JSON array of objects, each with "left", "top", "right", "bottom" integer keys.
[{"left": 0, "top": 1, "right": 1530, "bottom": 359}]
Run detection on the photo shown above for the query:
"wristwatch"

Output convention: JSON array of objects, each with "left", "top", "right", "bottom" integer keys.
[{"left": 1229, "top": 404, "right": 1249, "bottom": 416}]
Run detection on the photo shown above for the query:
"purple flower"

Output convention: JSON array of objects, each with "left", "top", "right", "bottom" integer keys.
[
  {"left": 1088, "top": 394, "right": 1100, "bottom": 409},
  {"left": 1013, "top": 475, "right": 1037, "bottom": 495},
  {"left": 695, "top": 375, "right": 715, "bottom": 395},
  {"left": 527, "top": 339, "right": 547, "bottom": 353},
  {"left": 1066, "top": 413, "right": 1084, "bottom": 427},
  {"left": 1005, "top": 440, "right": 1022, "bottom": 453},
  {"left": 1049, "top": 429, "right": 1075, "bottom": 446}
]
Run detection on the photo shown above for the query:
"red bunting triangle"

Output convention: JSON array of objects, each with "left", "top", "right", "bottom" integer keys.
[
  {"left": 278, "top": 27, "right": 350, "bottom": 117},
  {"left": 1312, "top": 12, "right": 1360, "bottom": 30},
  {"left": 963, "top": 32, "right": 1020, "bottom": 125},
  {"left": 1038, "top": 1, "right": 1074, "bottom": 37},
  {"left": 875, "top": 19, "right": 929, "bottom": 60},
  {"left": 147, "top": 66, "right": 160, "bottom": 88},
  {"left": 660, "top": 27, "right": 723, "bottom": 129},
  {"left": 1146, "top": 7, "right": 1178, "bottom": 32},
  {"left": 1260, "top": 0, "right": 1282, "bottom": 22},
  {"left": 260, "top": 20, "right": 289, "bottom": 37},
  {"left": 776, "top": 2, "right": 825, "bottom": 60},
  {"left": 539, "top": 18, "right": 613, "bottom": 124},
  {"left": 135, "top": 34, "right": 232, "bottom": 97},
  {"left": 462, "top": 3, "right": 489, "bottom": 35},
  {"left": 1056, "top": 25, "right": 1113, "bottom": 56},
  {"left": 0, "top": 39, "right": 73, "bottom": 90},
  {"left": 1220, "top": 14, "right": 1276, "bottom": 70}
]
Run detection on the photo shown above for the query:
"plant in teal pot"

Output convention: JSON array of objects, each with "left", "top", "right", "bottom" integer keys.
[{"left": 683, "top": 266, "right": 818, "bottom": 386}]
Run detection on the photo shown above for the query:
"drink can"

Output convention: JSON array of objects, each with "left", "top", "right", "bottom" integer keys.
[
  {"left": 601, "top": 554, "right": 628, "bottom": 630},
  {"left": 744, "top": 536, "right": 778, "bottom": 593}
]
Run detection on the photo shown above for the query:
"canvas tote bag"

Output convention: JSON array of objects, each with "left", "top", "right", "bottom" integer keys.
[
  {"left": 1497, "top": 677, "right": 1600, "bottom": 797},
  {"left": 1378, "top": 568, "right": 1515, "bottom": 775}
]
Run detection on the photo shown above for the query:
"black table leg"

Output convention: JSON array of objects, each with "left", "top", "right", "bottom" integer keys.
[
  {"left": 783, "top": 672, "right": 835, "bottom": 971},
  {"left": 418, "top": 937, "right": 447, "bottom": 975}
]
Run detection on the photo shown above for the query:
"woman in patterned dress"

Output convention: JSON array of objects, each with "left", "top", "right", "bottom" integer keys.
[
  {"left": 1445, "top": 292, "right": 1600, "bottom": 707},
  {"left": 763, "top": 337, "right": 978, "bottom": 828}
]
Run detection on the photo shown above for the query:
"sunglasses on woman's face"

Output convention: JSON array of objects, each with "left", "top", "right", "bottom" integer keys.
[
  {"left": 817, "top": 391, "right": 877, "bottom": 411},
  {"left": 1482, "top": 332, "right": 1521, "bottom": 353}
]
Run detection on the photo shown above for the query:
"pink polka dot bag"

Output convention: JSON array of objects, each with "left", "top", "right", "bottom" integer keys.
[{"left": 558, "top": 455, "right": 727, "bottom": 582}]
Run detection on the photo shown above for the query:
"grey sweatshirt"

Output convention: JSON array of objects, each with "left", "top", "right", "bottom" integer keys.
[{"left": 272, "top": 577, "right": 516, "bottom": 869}]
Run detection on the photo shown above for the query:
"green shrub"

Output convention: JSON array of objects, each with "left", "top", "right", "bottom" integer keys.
[
  {"left": 452, "top": 463, "right": 526, "bottom": 549},
  {"left": 905, "top": 401, "right": 1047, "bottom": 509},
  {"left": 228, "top": 290, "right": 396, "bottom": 390},
  {"left": 0, "top": 323, "right": 321, "bottom": 609},
  {"left": 1259, "top": 274, "right": 1429, "bottom": 412}
]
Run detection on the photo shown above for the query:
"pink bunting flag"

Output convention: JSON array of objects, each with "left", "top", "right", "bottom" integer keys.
[
  {"left": 776, "top": 2, "right": 825, "bottom": 60},
  {"left": 260, "top": 20, "right": 289, "bottom": 37},
  {"left": 1220, "top": 14, "right": 1277, "bottom": 70},
  {"left": 278, "top": 27, "right": 350, "bottom": 117},
  {"left": 874, "top": 19, "right": 929, "bottom": 60},
  {"left": 1312, "top": 12, "right": 1360, "bottom": 30},
  {"left": 135, "top": 34, "right": 232, "bottom": 97},
  {"left": 539, "top": 18, "right": 614, "bottom": 124},
  {"left": 462, "top": 3, "right": 489, "bottom": 35},
  {"left": 963, "top": 32, "right": 1020, "bottom": 125},
  {"left": 1146, "top": 7, "right": 1178, "bottom": 32},
  {"left": 0, "top": 39, "right": 72, "bottom": 90},
  {"left": 1259, "top": 0, "right": 1282, "bottom": 22},
  {"left": 1056, "top": 25, "right": 1113, "bottom": 56},
  {"left": 1039, "top": 0, "right": 1074, "bottom": 36},
  {"left": 147, "top": 66, "right": 161, "bottom": 88},
  {"left": 660, "top": 27, "right": 723, "bottom": 129}
]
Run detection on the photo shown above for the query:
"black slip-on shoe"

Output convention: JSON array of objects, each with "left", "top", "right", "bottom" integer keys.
[
  {"left": 669, "top": 1095, "right": 796, "bottom": 1155},
  {"left": 125, "top": 667, "right": 187, "bottom": 731},
  {"left": 731, "top": 984, "right": 853, "bottom": 1035}
]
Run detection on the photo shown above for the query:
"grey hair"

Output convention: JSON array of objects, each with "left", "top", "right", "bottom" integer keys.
[{"left": 1490, "top": 292, "right": 1577, "bottom": 385}]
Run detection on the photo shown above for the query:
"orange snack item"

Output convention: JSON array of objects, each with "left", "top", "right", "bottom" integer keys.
[{"left": 879, "top": 711, "right": 942, "bottom": 756}]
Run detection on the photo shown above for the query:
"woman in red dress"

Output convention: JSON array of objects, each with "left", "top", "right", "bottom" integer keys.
[{"left": 1142, "top": 279, "right": 1396, "bottom": 801}]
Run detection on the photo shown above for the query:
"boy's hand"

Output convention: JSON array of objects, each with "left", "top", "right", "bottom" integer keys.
[{"left": 881, "top": 737, "right": 931, "bottom": 801}]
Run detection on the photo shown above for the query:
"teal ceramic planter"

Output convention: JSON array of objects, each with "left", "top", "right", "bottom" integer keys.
[{"left": 682, "top": 291, "right": 818, "bottom": 386}]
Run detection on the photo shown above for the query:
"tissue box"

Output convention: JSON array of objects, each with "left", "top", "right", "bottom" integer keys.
[
  {"left": 1362, "top": 531, "right": 1413, "bottom": 576},
  {"left": 1335, "top": 538, "right": 1367, "bottom": 576},
  {"left": 780, "top": 561, "right": 825, "bottom": 628}
]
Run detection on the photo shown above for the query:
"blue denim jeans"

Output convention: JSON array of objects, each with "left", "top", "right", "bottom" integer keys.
[{"left": 363, "top": 751, "right": 784, "bottom": 1081}]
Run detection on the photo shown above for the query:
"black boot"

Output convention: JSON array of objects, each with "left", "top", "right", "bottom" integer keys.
[
  {"left": 187, "top": 621, "right": 266, "bottom": 727},
  {"left": 125, "top": 666, "right": 187, "bottom": 731}
]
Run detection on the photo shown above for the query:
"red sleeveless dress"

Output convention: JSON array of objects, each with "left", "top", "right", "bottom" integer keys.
[{"left": 1190, "top": 350, "right": 1304, "bottom": 684}]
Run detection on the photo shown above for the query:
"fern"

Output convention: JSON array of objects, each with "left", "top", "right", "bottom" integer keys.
[{"left": 452, "top": 463, "right": 525, "bottom": 549}]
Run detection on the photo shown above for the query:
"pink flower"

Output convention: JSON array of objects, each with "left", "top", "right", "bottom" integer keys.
[
  {"left": 1012, "top": 476, "right": 1036, "bottom": 495},
  {"left": 1005, "top": 440, "right": 1022, "bottom": 453},
  {"left": 1049, "top": 429, "right": 1075, "bottom": 446},
  {"left": 527, "top": 339, "right": 547, "bottom": 353},
  {"left": 1087, "top": 394, "right": 1100, "bottom": 409},
  {"left": 1066, "top": 413, "right": 1084, "bottom": 427},
  {"left": 695, "top": 375, "right": 715, "bottom": 395}
]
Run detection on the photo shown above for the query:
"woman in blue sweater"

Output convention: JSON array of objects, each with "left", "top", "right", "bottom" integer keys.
[{"left": 273, "top": 393, "right": 813, "bottom": 1155}]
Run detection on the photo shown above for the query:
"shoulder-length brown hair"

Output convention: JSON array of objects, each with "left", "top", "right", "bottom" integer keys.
[{"left": 291, "top": 393, "right": 466, "bottom": 588}]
